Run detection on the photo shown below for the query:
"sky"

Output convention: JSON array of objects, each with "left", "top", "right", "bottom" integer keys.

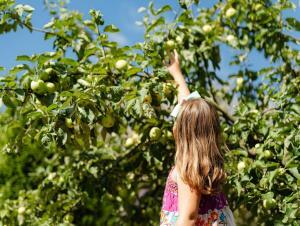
[{"left": 0, "top": 0, "right": 299, "bottom": 96}]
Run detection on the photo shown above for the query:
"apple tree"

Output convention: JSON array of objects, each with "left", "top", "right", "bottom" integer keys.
[
  {"left": 138, "top": 0, "right": 299, "bottom": 225},
  {"left": 0, "top": 0, "right": 299, "bottom": 225}
]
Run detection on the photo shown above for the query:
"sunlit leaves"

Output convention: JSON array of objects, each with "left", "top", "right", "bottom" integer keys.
[
  {"left": 104, "top": 24, "right": 120, "bottom": 33},
  {"left": 0, "top": 0, "right": 299, "bottom": 225}
]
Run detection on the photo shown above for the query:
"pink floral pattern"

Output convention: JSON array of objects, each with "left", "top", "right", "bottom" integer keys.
[{"left": 160, "top": 166, "right": 234, "bottom": 226}]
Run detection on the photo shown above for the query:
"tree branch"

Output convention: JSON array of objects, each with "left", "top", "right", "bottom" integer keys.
[
  {"left": 204, "top": 97, "right": 235, "bottom": 124},
  {"left": 20, "top": 21, "right": 71, "bottom": 43}
]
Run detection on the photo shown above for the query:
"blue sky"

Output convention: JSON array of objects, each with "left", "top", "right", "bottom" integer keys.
[{"left": 0, "top": 0, "right": 299, "bottom": 77}]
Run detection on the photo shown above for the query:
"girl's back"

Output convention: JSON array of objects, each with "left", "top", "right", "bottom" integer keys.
[
  {"left": 160, "top": 166, "right": 235, "bottom": 226},
  {"left": 162, "top": 49, "right": 236, "bottom": 225}
]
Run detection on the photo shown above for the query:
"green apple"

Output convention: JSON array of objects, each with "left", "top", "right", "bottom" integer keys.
[
  {"left": 236, "top": 77, "right": 243, "bottom": 90},
  {"left": 30, "top": 80, "right": 39, "bottom": 91},
  {"left": 237, "top": 161, "right": 246, "bottom": 171},
  {"left": 101, "top": 114, "right": 115, "bottom": 128},
  {"left": 65, "top": 118, "right": 73, "bottom": 128},
  {"left": 31, "top": 79, "right": 47, "bottom": 94},
  {"left": 225, "top": 7, "right": 236, "bottom": 18},
  {"left": 18, "top": 206, "right": 26, "bottom": 215},
  {"left": 46, "top": 82, "right": 56, "bottom": 93},
  {"left": 115, "top": 59, "right": 128, "bottom": 70},
  {"left": 202, "top": 24, "right": 212, "bottom": 33},
  {"left": 63, "top": 214, "right": 74, "bottom": 223},
  {"left": 226, "top": 34, "right": 235, "bottom": 43},
  {"left": 263, "top": 150, "right": 272, "bottom": 159},
  {"left": 40, "top": 68, "right": 56, "bottom": 81},
  {"left": 45, "top": 68, "right": 57, "bottom": 76},
  {"left": 165, "top": 40, "right": 175, "bottom": 49},
  {"left": 143, "top": 94, "right": 152, "bottom": 104},
  {"left": 149, "top": 127, "right": 161, "bottom": 141},
  {"left": 125, "top": 138, "right": 135, "bottom": 148},
  {"left": 262, "top": 198, "right": 276, "bottom": 209},
  {"left": 164, "top": 130, "right": 173, "bottom": 140}
]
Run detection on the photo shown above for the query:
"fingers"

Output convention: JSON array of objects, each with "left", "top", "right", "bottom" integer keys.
[
  {"left": 164, "top": 49, "right": 179, "bottom": 66},
  {"left": 174, "top": 49, "right": 179, "bottom": 61}
]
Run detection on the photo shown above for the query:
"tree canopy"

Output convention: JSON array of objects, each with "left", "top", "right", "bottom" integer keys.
[{"left": 0, "top": 0, "right": 299, "bottom": 225}]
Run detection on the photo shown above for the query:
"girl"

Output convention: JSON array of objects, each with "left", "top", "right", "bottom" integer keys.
[{"left": 160, "top": 50, "right": 236, "bottom": 226}]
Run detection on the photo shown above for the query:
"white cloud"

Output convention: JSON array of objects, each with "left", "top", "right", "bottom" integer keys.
[{"left": 108, "top": 33, "right": 129, "bottom": 46}]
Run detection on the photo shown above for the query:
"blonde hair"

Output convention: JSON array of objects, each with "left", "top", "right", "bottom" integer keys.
[{"left": 173, "top": 98, "right": 227, "bottom": 195}]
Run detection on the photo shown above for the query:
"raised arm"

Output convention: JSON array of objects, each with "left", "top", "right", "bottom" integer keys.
[{"left": 165, "top": 49, "right": 190, "bottom": 104}]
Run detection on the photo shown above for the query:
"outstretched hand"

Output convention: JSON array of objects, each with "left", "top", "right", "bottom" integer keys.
[{"left": 164, "top": 49, "right": 183, "bottom": 79}]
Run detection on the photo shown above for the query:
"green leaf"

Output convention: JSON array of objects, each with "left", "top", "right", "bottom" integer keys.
[
  {"left": 78, "top": 106, "right": 87, "bottom": 118},
  {"left": 9, "top": 64, "right": 31, "bottom": 74},
  {"left": 16, "top": 55, "right": 32, "bottom": 62},
  {"left": 149, "top": 2, "right": 155, "bottom": 15},
  {"left": 27, "top": 111, "right": 43, "bottom": 120},
  {"left": 133, "top": 98, "right": 143, "bottom": 117},
  {"left": 268, "top": 169, "right": 280, "bottom": 189},
  {"left": 156, "top": 5, "right": 172, "bottom": 15},
  {"left": 146, "top": 17, "right": 165, "bottom": 33},
  {"left": 88, "top": 166, "right": 98, "bottom": 178},
  {"left": 262, "top": 191, "right": 274, "bottom": 200},
  {"left": 179, "top": 0, "right": 193, "bottom": 9},
  {"left": 15, "top": 88, "right": 25, "bottom": 102},
  {"left": 104, "top": 24, "right": 120, "bottom": 33},
  {"left": 47, "top": 103, "right": 58, "bottom": 111},
  {"left": 288, "top": 167, "right": 300, "bottom": 180},
  {"left": 126, "top": 67, "right": 142, "bottom": 76},
  {"left": 235, "top": 178, "right": 242, "bottom": 196},
  {"left": 59, "top": 58, "right": 79, "bottom": 67},
  {"left": 87, "top": 108, "right": 95, "bottom": 123},
  {"left": 286, "top": 17, "right": 300, "bottom": 31},
  {"left": 2, "top": 95, "right": 15, "bottom": 108},
  {"left": 22, "top": 4, "right": 35, "bottom": 12}
]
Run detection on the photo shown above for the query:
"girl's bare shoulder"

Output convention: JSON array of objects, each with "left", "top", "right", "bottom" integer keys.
[{"left": 170, "top": 165, "right": 177, "bottom": 183}]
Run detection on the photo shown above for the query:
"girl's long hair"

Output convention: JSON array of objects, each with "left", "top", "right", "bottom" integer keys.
[{"left": 173, "top": 98, "right": 227, "bottom": 195}]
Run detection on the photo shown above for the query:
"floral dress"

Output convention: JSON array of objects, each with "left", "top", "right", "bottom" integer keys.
[{"left": 160, "top": 166, "right": 236, "bottom": 226}]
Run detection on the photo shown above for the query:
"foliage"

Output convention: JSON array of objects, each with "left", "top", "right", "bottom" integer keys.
[{"left": 0, "top": 0, "right": 299, "bottom": 225}]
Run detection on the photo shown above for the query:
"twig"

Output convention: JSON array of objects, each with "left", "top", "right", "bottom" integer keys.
[
  {"left": 204, "top": 97, "right": 235, "bottom": 123},
  {"left": 20, "top": 21, "right": 70, "bottom": 43}
]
